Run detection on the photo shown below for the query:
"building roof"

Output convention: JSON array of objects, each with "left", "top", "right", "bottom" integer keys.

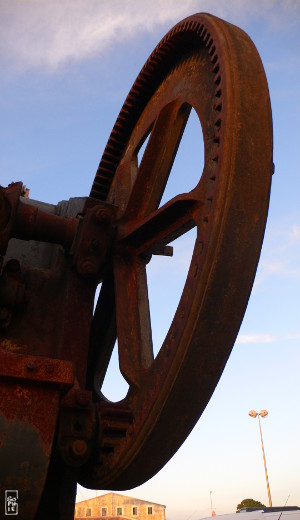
[{"left": 76, "top": 492, "right": 166, "bottom": 509}]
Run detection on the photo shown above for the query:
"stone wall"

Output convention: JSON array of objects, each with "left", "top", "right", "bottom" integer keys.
[{"left": 75, "top": 492, "right": 166, "bottom": 520}]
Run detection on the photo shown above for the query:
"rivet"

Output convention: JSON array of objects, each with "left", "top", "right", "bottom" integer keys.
[
  {"left": 95, "top": 208, "right": 110, "bottom": 223},
  {"left": 77, "top": 259, "right": 97, "bottom": 276},
  {"left": 71, "top": 439, "right": 88, "bottom": 458}
]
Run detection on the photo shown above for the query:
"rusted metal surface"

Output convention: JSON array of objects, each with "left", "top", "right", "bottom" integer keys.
[
  {"left": 0, "top": 182, "right": 23, "bottom": 255},
  {"left": 0, "top": 351, "right": 75, "bottom": 518},
  {"left": 0, "top": 182, "right": 78, "bottom": 251},
  {"left": 72, "top": 200, "right": 117, "bottom": 279},
  {"left": 0, "top": 384, "right": 59, "bottom": 517},
  {"left": 0, "top": 350, "right": 75, "bottom": 386},
  {"left": 0, "top": 13, "right": 273, "bottom": 519}
]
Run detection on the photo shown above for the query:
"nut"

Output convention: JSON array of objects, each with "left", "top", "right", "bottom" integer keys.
[
  {"left": 5, "top": 259, "right": 21, "bottom": 274},
  {"left": 77, "top": 258, "right": 97, "bottom": 277},
  {"left": 71, "top": 439, "right": 88, "bottom": 458},
  {"left": 94, "top": 208, "right": 110, "bottom": 223}
]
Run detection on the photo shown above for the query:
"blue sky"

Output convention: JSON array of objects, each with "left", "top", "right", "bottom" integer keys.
[{"left": 1, "top": 0, "right": 300, "bottom": 518}]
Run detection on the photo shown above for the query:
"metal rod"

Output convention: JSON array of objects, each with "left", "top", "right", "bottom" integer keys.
[{"left": 257, "top": 414, "right": 272, "bottom": 507}]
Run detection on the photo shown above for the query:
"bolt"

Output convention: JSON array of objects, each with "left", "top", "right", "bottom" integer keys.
[
  {"left": 26, "top": 361, "right": 36, "bottom": 371},
  {"left": 45, "top": 364, "right": 54, "bottom": 373},
  {"left": 94, "top": 208, "right": 110, "bottom": 223},
  {"left": 71, "top": 439, "right": 88, "bottom": 458},
  {"left": 77, "top": 258, "right": 97, "bottom": 277},
  {"left": 5, "top": 259, "right": 20, "bottom": 273}
]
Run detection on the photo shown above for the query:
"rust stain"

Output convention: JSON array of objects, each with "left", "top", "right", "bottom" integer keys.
[
  {"left": 0, "top": 339, "right": 25, "bottom": 352},
  {"left": 14, "top": 385, "right": 32, "bottom": 406}
]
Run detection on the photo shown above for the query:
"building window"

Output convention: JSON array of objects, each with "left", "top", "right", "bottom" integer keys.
[
  {"left": 102, "top": 508, "right": 107, "bottom": 516},
  {"left": 133, "top": 507, "right": 138, "bottom": 515},
  {"left": 86, "top": 508, "right": 92, "bottom": 517},
  {"left": 117, "top": 507, "right": 123, "bottom": 516},
  {"left": 148, "top": 507, "right": 153, "bottom": 515}
]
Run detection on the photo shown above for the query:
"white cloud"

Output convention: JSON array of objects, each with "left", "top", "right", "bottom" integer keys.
[
  {"left": 0, "top": 0, "right": 196, "bottom": 72},
  {"left": 236, "top": 331, "right": 300, "bottom": 345},
  {"left": 236, "top": 333, "right": 278, "bottom": 345},
  {"left": 0, "top": 0, "right": 299, "bottom": 73}
]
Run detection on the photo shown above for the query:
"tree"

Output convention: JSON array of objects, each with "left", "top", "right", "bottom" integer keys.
[{"left": 236, "top": 499, "right": 266, "bottom": 512}]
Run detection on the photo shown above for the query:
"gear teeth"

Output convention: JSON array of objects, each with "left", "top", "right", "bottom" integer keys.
[
  {"left": 214, "top": 118, "right": 222, "bottom": 130},
  {"left": 90, "top": 15, "right": 224, "bottom": 202},
  {"left": 205, "top": 35, "right": 212, "bottom": 46},
  {"left": 214, "top": 74, "right": 221, "bottom": 86},
  {"left": 98, "top": 405, "right": 133, "bottom": 456}
]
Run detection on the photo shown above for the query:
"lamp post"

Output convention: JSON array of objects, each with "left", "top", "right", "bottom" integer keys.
[{"left": 249, "top": 409, "right": 272, "bottom": 507}]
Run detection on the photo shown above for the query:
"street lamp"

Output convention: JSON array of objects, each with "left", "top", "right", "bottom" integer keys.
[
  {"left": 209, "top": 491, "right": 215, "bottom": 516},
  {"left": 249, "top": 409, "right": 272, "bottom": 507}
]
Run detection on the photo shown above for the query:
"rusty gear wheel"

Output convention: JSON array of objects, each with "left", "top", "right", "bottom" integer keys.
[{"left": 80, "top": 13, "right": 273, "bottom": 490}]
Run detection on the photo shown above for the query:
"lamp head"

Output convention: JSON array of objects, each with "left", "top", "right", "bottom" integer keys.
[
  {"left": 259, "top": 409, "right": 268, "bottom": 418},
  {"left": 249, "top": 410, "right": 258, "bottom": 418}
]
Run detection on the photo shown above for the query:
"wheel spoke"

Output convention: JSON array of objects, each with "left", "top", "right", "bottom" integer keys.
[
  {"left": 125, "top": 100, "right": 191, "bottom": 220},
  {"left": 87, "top": 270, "right": 117, "bottom": 396},
  {"left": 113, "top": 254, "right": 153, "bottom": 387},
  {"left": 117, "top": 192, "right": 202, "bottom": 256}
]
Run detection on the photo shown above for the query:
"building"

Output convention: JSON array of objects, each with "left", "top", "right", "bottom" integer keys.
[{"left": 74, "top": 492, "right": 166, "bottom": 520}]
